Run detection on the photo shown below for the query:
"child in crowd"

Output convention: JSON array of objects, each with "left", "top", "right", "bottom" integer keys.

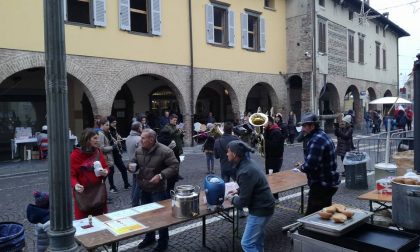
[{"left": 26, "top": 191, "right": 50, "bottom": 252}]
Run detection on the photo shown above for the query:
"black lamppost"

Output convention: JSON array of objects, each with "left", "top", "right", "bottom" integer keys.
[
  {"left": 414, "top": 54, "right": 420, "bottom": 173},
  {"left": 44, "top": 0, "right": 78, "bottom": 250}
]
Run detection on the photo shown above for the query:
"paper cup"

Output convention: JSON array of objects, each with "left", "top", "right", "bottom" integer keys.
[
  {"left": 128, "top": 163, "right": 137, "bottom": 172},
  {"left": 268, "top": 169, "right": 273, "bottom": 175}
]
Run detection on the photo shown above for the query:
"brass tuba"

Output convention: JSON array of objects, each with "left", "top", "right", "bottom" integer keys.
[{"left": 249, "top": 113, "right": 268, "bottom": 157}]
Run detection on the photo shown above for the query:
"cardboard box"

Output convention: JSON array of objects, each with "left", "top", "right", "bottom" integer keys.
[{"left": 32, "top": 151, "right": 40, "bottom": 160}]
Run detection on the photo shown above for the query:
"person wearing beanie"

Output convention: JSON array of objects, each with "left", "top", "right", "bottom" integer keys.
[
  {"left": 297, "top": 112, "right": 340, "bottom": 215},
  {"left": 335, "top": 114, "right": 354, "bottom": 178},
  {"left": 225, "top": 140, "right": 275, "bottom": 252},
  {"left": 26, "top": 191, "right": 50, "bottom": 252}
]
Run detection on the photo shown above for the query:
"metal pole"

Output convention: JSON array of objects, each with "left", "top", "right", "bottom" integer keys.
[
  {"left": 44, "top": 0, "right": 78, "bottom": 251},
  {"left": 414, "top": 54, "right": 420, "bottom": 173}
]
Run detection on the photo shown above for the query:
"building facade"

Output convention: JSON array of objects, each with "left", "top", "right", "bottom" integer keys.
[
  {"left": 286, "top": 0, "right": 409, "bottom": 128},
  {"left": 0, "top": 0, "right": 288, "bottom": 154}
]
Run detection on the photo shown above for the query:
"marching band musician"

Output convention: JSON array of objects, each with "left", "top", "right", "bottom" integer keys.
[{"left": 108, "top": 116, "right": 131, "bottom": 192}]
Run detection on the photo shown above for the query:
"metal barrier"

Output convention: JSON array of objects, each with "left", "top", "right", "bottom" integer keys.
[{"left": 355, "top": 130, "right": 414, "bottom": 171}]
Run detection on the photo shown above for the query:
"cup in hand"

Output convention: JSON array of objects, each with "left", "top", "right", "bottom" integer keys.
[
  {"left": 93, "top": 161, "right": 104, "bottom": 177},
  {"left": 128, "top": 162, "right": 137, "bottom": 172},
  {"left": 268, "top": 169, "right": 273, "bottom": 176}
]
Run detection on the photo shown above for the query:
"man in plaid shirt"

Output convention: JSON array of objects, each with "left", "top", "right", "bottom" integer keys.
[{"left": 298, "top": 112, "right": 340, "bottom": 215}]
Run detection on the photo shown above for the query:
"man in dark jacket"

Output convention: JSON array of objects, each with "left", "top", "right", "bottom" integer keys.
[
  {"left": 297, "top": 112, "right": 340, "bottom": 215},
  {"left": 264, "top": 116, "right": 286, "bottom": 200},
  {"left": 214, "top": 122, "right": 239, "bottom": 182},
  {"left": 226, "top": 140, "right": 275, "bottom": 252},
  {"left": 132, "top": 129, "right": 179, "bottom": 251}
]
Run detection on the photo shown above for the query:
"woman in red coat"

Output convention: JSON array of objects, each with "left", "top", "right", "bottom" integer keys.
[{"left": 71, "top": 128, "right": 109, "bottom": 220}]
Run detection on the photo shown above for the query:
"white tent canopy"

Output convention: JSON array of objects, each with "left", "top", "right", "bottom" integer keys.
[{"left": 369, "top": 97, "right": 412, "bottom": 105}]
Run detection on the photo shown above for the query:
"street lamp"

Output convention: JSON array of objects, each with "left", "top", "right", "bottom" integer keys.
[{"left": 43, "top": 0, "right": 78, "bottom": 251}]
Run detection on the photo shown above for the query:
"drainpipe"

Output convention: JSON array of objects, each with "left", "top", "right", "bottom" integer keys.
[
  {"left": 397, "top": 39, "right": 400, "bottom": 96},
  {"left": 312, "top": 0, "right": 317, "bottom": 113},
  {"left": 188, "top": 0, "right": 195, "bottom": 146},
  {"left": 414, "top": 54, "right": 420, "bottom": 173}
]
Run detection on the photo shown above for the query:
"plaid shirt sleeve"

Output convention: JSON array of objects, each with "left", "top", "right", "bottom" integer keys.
[{"left": 301, "top": 135, "right": 324, "bottom": 173}]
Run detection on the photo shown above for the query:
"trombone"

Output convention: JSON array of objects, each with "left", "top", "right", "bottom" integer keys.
[{"left": 249, "top": 113, "right": 268, "bottom": 157}]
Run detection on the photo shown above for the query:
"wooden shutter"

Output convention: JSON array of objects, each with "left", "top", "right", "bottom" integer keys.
[
  {"left": 206, "top": 4, "right": 214, "bottom": 44},
  {"left": 259, "top": 16, "right": 266, "bottom": 51},
  {"left": 119, "top": 0, "right": 131, "bottom": 31},
  {"left": 151, "top": 0, "right": 162, "bottom": 35},
  {"left": 63, "top": 0, "right": 68, "bottom": 21},
  {"left": 228, "top": 10, "right": 235, "bottom": 47},
  {"left": 93, "top": 0, "right": 106, "bottom": 27},
  {"left": 241, "top": 13, "right": 248, "bottom": 49}
]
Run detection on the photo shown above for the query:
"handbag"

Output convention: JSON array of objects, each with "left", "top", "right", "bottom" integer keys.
[{"left": 74, "top": 152, "right": 107, "bottom": 213}]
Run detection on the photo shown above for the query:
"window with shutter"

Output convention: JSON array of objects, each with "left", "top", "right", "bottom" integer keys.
[
  {"left": 375, "top": 42, "right": 381, "bottom": 69},
  {"left": 228, "top": 10, "right": 235, "bottom": 47},
  {"left": 119, "top": 0, "right": 131, "bottom": 31},
  {"left": 66, "top": 0, "right": 91, "bottom": 25},
  {"left": 259, "top": 16, "right": 266, "bottom": 51},
  {"left": 382, "top": 49, "right": 386, "bottom": 70},
  {"left": 206, "top": 4, "right": 215, "bottom": 44},
  {"left": 358, "top": 35, "right": 365, "bottom": 64},
  {"left": 348, "top": 31, "right": 354, "bottom": 61},
  {"left": 119, "top": 0, "right": 161, "bottom": 35},
  {"left": 151, "top": 0, "right": 161, "bottom": 35},
  {"left": 318, "top": 19, "right": 326, "bottom": 53},
  {"left": 93, "top": 0, "right": 106, "bottom": 27},
  {"left": 206, "top": 3, "right": 231, "bottom": 47},
  {"left": 241, "top": 13, "right": 248, "bottom": 49}
]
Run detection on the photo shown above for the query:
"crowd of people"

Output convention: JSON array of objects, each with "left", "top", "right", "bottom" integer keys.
[
  {"left": 28, "top": 108, "right": 363, "bottom": 252},
  {"left": 364, "top": 106, "right": 413, "bottom": 134}
]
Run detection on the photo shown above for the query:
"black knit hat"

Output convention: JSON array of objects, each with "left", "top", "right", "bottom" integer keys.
[{"left": 227, "top": 140, "right": 254, "bottom": 158}]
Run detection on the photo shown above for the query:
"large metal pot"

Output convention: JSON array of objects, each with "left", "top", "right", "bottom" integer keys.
[
  {"left": 392, "top": 181, "right": 420, "bottom": 230},
  {"left": 171, "top": 185, "right": 200, "bottom": 219}
]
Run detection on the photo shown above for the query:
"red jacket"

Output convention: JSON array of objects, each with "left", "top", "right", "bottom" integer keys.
[{"left": 70, "top": 148, "right": 109, "bottom": 220}]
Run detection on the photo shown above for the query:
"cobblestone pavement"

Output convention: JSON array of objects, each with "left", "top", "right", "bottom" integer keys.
[{"left": 0, "top": 133, "right": 378, "bottom": 252}]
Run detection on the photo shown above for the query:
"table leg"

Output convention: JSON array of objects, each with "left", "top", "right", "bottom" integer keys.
[
  {"left": 112, "top": 242, "right": 118, "bottom": 252},
  {"left": 232, "top": 209, "right": 235, "bottom": 252},
  {"left": 369, "top": 200, "right": 373, "bottom": 223},
  {"left": 202, "top": 216, "right": 206, "bottom": 247},
  {"left": 300, "top": 186, "right": 304, "bottom": 214}
]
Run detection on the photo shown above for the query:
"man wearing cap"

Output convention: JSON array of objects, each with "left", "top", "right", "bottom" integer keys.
[
  {"left": 226, "top": 140, "right": 275, "bottom": 252},
  {"left": 297, "top": 112, "right": 340, "bottom": 215}
]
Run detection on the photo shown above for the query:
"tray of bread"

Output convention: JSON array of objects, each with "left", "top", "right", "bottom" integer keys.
[{"left": 297, "top": 204, "right": 373, "bottom": 237}]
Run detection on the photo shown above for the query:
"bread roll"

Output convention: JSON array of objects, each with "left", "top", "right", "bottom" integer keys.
[
  {"left": 332, "top": 204, "right": 346, "bottom": 213},
  {"left": 332, "top": 213, "right": 347, "bottom": 223},
  {"left": 393, "top": 177, "right": 405, "bottom": 184},
  {"left": 319, "top": 211, "right": 333, "bottom": 220},
  {"left": 404, "top": 178, "right": 417, "bottom": 185},
  {"left": 341, "top": 210, "right": 354, "bottom": 218},
  {"left": 324, "top": 206, "right": 336, "bottom": 213}
]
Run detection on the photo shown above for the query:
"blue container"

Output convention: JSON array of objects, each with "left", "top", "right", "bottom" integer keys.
[
  {"left": 0, "top": 222, "right": 25, "bottom": 252},
  {"left": 204, "top": 175, "right": 225, "bottom": 207}
]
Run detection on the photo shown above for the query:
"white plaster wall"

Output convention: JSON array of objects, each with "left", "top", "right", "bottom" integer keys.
[{"left": 316, "top": 0, "right": 399, "bottom": 85}]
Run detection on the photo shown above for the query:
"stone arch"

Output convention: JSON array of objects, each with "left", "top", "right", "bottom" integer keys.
[
  {"left": 319, "top": 83, "right": 340, "bottom": 114},
  {"left": 246, "top": 82, "right": 280, "bottom": 115},
  {"left": 195, "top": 80, "right": 239, "bottom": 122},
  {"left": 367, "top": 87, "right": 377, "bottom": 110},
  {"left": 384, "top": 90, "right": 392, "bottom": 97},
  {"left": 287, "top": 75, "right": 303, "bottom": 121},
  {"left": 113, "top": 65, "right": 188, "bottom": 116},
  {"left": 0, "top": 53, "right": 98, "bottom": 113},
  {"left": 344, "top": 85, "right": 362, "bottom": 127}
]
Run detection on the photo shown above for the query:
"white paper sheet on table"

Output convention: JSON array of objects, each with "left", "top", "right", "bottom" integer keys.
[
  {"left": 225, "top": 182, "right": 239, "bottom": 197},
  {"left": 104, "top": 208, "right": 139, "bottom": 220},
  {"left": 132, "top": 202, "right": 164, "bottom": 214},
  {"left": 73, "top": 217, "right": 107, "bottom": 236}
]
